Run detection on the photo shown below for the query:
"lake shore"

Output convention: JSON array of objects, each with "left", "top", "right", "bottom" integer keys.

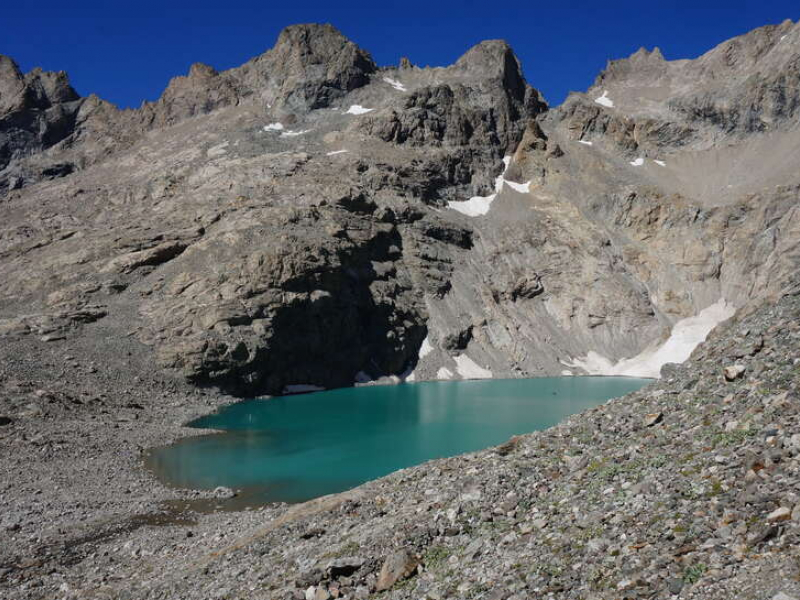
[{"left": 2, "top": 292, "right": 800, "bottom": 599}]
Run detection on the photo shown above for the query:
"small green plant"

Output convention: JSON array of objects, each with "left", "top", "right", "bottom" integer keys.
[
  {"left": 683, "top": 563, "right": 707, "bottom": 584},
  {"left": 712, "top": 428, "right": 755, "bottom": 447},
  {"left": 709, "top": 479, "right": 724, "bottom": 496},
  {"left": 321, "top": 540, "right": 360, "bottom": 559},
  {"left": 423, "top": 545, "right": 452, "bottom": 570}
]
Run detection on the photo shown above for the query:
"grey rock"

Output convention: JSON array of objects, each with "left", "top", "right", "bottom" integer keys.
[
  {"left": 724, "top": 364, "right": 747, "bottom": 381},
  {"left": 326, "top": 556, "right": 364, "bottom": 578},
  {"left": 375, "top": 550, "right": 418, "bottom": 592}
]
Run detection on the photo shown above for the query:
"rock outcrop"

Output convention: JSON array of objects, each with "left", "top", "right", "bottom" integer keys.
[{"left": 0, "top": 21, "right": 798, "bottom": 395}]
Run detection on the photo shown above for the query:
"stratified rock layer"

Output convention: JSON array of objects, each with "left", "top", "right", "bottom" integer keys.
[{"left": 1, "top": 21, "right": 799, "bottom": 395}]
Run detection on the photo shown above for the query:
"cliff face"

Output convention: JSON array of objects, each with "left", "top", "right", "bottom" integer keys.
[{"left": 0, "top": 21, "right": 798, "bottom": 395}]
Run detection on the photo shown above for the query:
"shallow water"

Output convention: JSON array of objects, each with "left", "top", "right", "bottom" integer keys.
[{"left": 147, "top": 377, "right": 650, "bottom": 505}]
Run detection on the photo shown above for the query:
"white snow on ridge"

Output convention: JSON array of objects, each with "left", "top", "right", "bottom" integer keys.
[
  {"left": 282, "top": 384, "right": 325, "bottom": 394},
  {"left": 630, "top": 157, "right": 645, "bottom": 166},
  {"left": 281, "top": 129, "right": 312, "bottom": 137},
  {"left": 383, "top": 77, "right": 407, "bottom": 92},
  {"left": 437, "top": 367, "right": 454, "bottom": 380},
  {"left": 448, "top": 156, "right": 530, "bottom": 216},
  {"left": 565, "top": 298, "right": 735, "bottom": 379},
  {"left": 505, "top": 180, "right": 531, "bottom": 194},
  {"left": 326, "top": 149, "right": 349, "bottom": 156},
  {"left": 454, "top": 355, "right": 493, "bottom": 380},
  {"left": 346, "top": 105, "right": 374, "bottom": 115},
  {"left": 654, "top": 159, "right": 666, "bottom": 167},
  {"left": 578, "top": 140, "right": 593, "bottom": 146},
  {"left": 419, "top": 336, "right": 433, "bottom": 358},
  {"left": 447, "top": 195, "right": 496, "bottom": 217},
  {"left": 595, "top": 90, "right": 614, "bottom": 108},
  {"left": 263, "top": 122, "right": 284, "bottom": 132}
]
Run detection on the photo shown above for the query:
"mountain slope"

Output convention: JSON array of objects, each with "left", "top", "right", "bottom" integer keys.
[{"left": 0, "top": 21, "right": 798, "bottom": 395}]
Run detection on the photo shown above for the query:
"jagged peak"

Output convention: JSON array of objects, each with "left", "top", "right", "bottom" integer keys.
[
  {"left": 187, "top": 62, "right": 219, "bottom": 79},
  {"left": 454, "top": 39, "right": 534, "bottom": 105},
  {"left": 628, "top": 46, "right": 665, "bottom": 61},
  {"left": 0, "top": 55, "right": 79, "bottom": 112},
  {"left": 0, "top": 54, "right": 23, "bottom": 81},
  {"left": 267, "top": 23, "right": 376, "bottom": 72},
  {"left": 455, "top": 39, "right": 519, "bottom": 74}
]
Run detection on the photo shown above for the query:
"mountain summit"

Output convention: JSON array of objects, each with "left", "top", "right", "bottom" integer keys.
[{"left": 0, "top": 21, "right": 798, "bottom": 394}]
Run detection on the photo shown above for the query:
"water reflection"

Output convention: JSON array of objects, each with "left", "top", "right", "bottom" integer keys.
[{"left": 147, "top": 377, "right": 650, "bottom": 504}]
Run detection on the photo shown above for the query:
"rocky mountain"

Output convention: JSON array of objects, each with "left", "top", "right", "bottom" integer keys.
[
  {"left": 2, "top": 17, "right": 800, "bottom": 600},
  {"left": 1, "top": 21, "right": 798, "bottom": 397}
]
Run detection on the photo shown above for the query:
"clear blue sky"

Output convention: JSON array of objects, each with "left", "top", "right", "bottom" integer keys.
[{"left": 3, "top": 1, "right": 797, "bottom": 108}]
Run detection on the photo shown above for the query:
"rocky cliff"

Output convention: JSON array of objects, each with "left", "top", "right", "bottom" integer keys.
[
  {"left": 0, "top": 21, "right": 798, "bottom": 396},
  {"left": 2, "top": 19, "right": 800, "bottom": 600}
]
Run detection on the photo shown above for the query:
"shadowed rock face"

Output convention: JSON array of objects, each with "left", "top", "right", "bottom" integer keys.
[
  {"left": 0, "top": 21, "right": 798, "bottom": 395},
  {"left": 0, "top": 56, "right": 82, "bottom": 191}
]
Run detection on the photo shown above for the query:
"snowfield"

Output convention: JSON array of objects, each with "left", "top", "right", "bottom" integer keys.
[
  {"left": 383, "top": 77, "right": 407, "bottom": 92},
  {"left": 454, "top": 355, "right": 493, "bottom": 379},
  {"left": 595, "top": 90, "right": 614, "bottom": 107},
  {"left": 448, "top": 156, "right": 531, "bottom": 216},
  {"left": 345, "top": 105, "right": 374, "bottom": 115},
  {"left": 565, "top": 299, "right": 736, "bottom": 379}
]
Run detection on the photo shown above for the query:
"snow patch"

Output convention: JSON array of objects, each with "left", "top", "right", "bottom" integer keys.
[
  {"left": 630, "top": 157, "right": 645, "bottom": 166},
  {"left": 565, "top": 299, "right": 735, "bottom": 379},
  {"left": 654, "top": 160, "right": 666, "bottom": 167},
  {"left": 326, "top": 149, "right": 349, "bottom": 156},
  {"left": 595, "top": 90, "right": 614, "bottom": 108},
  {"left": 263, "top": 123, "right": 284, "bottom": 132},
  {"left": 345, "top": 105, "right": 374, "bottom": 115},
  {"left": 419, "top": 336, "right": 433, "bottom": 358},
  {"left": 505, "top": 180, "right": 531, "bottom": 194},
  {"left": 447, "top": 196, "right": 495, "bottom": 217},
  {"left": 561, "top": 369, "right": 573, "bottom": 376},
  {"left": 578, "top": 140, "right": 593, "bottom": 146},
  {"left": 281, "top": 129, "right": 311, "bottom": 138},
  {"left": 383, "top": 77, "right": 407, "bottom": 92},
  {"left": 448, "top": 156, "right": 515, "bottom": 216},
  {"left": 437, "top": 367, "right": 454, "bottom": 380},
  {"left": 454, "top": 355, "right": 493, "bottom": 380},
  {"left": 282, "top": 384, "right": 325, "bottom": 394},
  {"left": 206, "top": 141, "right": 229, "bottom": 157}
]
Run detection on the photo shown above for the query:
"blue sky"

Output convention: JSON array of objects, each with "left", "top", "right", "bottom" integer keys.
[{"left": 2, "top": 1, "right": 797, "bottom": 108}]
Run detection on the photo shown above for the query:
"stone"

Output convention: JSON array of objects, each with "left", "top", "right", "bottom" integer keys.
[
  {"left": 644, "top": 412, "right": 663, "bottom": 427},
  {"left": 314, "top": 587, "right": 331, "bottom": 600},
  {"left": 212, "top": 486, "right": 236, "bottom": 499},
  {"left": 667, "top": 578, "right": 684, "bottom": 594},
  {"left": 723, "top": 364, "right": 746, "bottom": 381},
  {"left": 326, "top": 557, "right": 364, "bottom": 578},
  {"left": 766, "top": 507, "right": 792, "bottom": 523},
  {"left": 375, "top": 550, "right": 419, "bottom": 592}
]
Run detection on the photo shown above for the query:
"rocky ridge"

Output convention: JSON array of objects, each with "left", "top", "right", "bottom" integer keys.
[
  {"left": 1, "top": 254, "right": 798, "bottom": 600},
  {"left": 2, "top": 21, "right": 799, "bottom": 394},
  {"left": 0, "top": 18, "right": 799, "bottom": 600}
]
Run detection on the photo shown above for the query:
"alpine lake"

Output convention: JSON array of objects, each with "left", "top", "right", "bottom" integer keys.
[{"left": 146, "top": 377, "right": 651, "bottom": 506}]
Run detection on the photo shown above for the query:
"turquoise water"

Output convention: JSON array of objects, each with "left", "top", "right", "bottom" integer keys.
[{"left": 147, "top": 377, "right": 650, "bottom": 505}]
